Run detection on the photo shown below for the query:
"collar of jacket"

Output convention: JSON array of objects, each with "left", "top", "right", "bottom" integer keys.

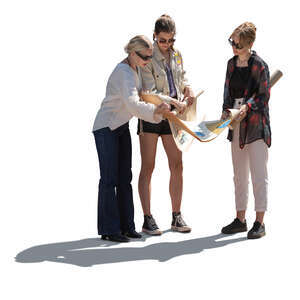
[{"left": 153, "top": 42, "right": 176, "bottom": 62}]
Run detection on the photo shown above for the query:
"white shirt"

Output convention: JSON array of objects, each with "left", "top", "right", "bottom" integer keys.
[{"left": 93, "top": 63, "right": 161, "bottom": 131}]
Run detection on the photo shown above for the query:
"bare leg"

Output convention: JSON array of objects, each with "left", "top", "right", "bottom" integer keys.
[
  {"left": 161, "top": 134, "right": 183, "bottom": 213},
  {"left": 138, "top": 133, "right": 159, "bottom": 216},
  {"left": 237, "top": 210, "right": 246, "bottom": 223},
  {"left": 256, "top": 211, "right": 265, "bottom": 224}
]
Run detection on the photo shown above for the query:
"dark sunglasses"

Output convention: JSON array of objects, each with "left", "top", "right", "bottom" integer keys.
[
  {"left": 228, "top": 38, "right": 244, "bottom": 50},
  {"left": 135, "top": 51, "right": 153, "bottom": 61},
  {"left": 158, "top": 38, "right": 176, "bottom": 44}
]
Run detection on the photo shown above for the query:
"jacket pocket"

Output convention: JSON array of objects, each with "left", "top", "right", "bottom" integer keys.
[{"left": 153, "top": 70, "right": 167, "bottom": 92}]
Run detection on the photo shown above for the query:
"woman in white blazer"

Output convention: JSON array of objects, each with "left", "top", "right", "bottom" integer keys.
[{"left": 93, "top": 35, "right": 169, "bottom": 243}]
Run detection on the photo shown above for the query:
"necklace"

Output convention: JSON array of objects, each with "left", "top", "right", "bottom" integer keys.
[
  {"left": 237, "top": 52, "right": 251, "bottom": 66},
  {"left": 161, "top": 50, "right": 170, "bottom": 64},
  {"left": 165, "top": 53, "right": 170, "bottom": 65}
]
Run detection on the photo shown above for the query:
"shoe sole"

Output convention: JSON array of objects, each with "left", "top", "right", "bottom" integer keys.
[
  {"left": 122, "top": 232, "right": 142, "bottom": 239},
  {"left": 247, "top": 232, "right": 266, "bottom": 239},
  {"left": 101, "top": 235, "right": 130, "bottom": 242},
  {"left": 142, "top": 228, "right": 162, "bottom": 235},
  {"left": 171, "top": 226, "right": 191, "bottom": 233},
  {"left": 221, "top": 228, "right": 248, "bottom": 234}
]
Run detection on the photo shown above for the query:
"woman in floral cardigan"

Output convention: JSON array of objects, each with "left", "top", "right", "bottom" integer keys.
[{"left": 221, "top": 22, "right": 271, "bottom": 239}]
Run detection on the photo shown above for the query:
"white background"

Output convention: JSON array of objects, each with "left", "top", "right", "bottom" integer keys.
[{"left": 1, "top": 0, "right": 299, "bottom": 299}]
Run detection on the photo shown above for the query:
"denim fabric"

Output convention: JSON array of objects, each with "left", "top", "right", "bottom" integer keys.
[{"left": 93, "top": 122, "right": 135, "bottom": 235}]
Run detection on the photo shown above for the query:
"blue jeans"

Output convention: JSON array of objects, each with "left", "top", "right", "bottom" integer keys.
[{"left": 93, "top": 123, "right": 135, "bottom": 235}]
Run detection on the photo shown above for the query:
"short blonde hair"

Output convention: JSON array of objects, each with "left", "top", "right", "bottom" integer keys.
[
  {"left": 231, "top": 22, "right": 256, "bottom": 47},
  {"left": 124, "top": 35, "right": 153, "bottom": 54}
]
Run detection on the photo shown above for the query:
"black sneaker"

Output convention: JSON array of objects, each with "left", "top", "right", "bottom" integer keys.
[
  {"left": 142, "top": 215, "right": 162, "bottom": 235},
  {"left": 221, "top": 218, "right": 247, "bottom": 234},
  {"left": 122, "top": 230, "right": 142, "bottom": 239},
  {"left": 247, "top": 221, "right": 266, "bottom": 239},
  {"left": 171, "top": 212, "right": 191, "bottom": 233},
  {"left": 101, "top": 233, "right": 130, "bottom": 243}
]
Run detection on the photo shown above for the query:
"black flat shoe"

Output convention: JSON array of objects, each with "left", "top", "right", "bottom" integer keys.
[
  {"left": 122, "top": 230, "right": 142, "bottom": 239},
  {"left": 247, "top": 221, "right": 266, "bottom": 239},
  {"left": 221, "top": 218, "right": 247, "bottom": 234},
  {"left": 101, "top": 234, "right": 130, "bottom": 242}
]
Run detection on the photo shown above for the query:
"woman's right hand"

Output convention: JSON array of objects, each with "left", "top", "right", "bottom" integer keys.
[
  {"left": 221, "top": 110, "right": 230, "bottom": 120},
  {"left": 154, "top": 102, "right": 171, "bottom": 115},
  {"left": 170, "top": 99, "right": 187, "bottom": 114}
]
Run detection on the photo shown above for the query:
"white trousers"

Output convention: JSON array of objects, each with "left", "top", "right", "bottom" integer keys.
[{"left": 231, "top": 99, "right": 269, "bottom": 212}]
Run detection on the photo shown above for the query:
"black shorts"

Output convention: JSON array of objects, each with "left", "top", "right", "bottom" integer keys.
[{"left": 137, "top": 119, "right": 172, "bottom": 135}]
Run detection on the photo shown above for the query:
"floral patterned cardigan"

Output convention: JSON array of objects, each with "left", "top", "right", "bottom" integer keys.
[{"left": 222, "top": 51, "right": 271, "bottom": 149}]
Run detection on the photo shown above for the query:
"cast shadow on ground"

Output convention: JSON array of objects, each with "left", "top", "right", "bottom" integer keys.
[{"left": 15, "top": 231, "right": 247, "bottom": 267}]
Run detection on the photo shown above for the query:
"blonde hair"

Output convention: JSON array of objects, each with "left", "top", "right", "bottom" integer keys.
[
  {"left": 124, "top": 35, "right": 152, "bottom": 54},
  {"left": 231, "top": 22, "right": 256, "bottom": 47}
]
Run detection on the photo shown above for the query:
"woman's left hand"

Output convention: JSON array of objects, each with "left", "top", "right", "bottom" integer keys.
[
  {"left": 183, "top": 86, "right": 195, "bottom": 106},
  {"left": 170, "top": 99, "right": 187, "bottom": 114}
]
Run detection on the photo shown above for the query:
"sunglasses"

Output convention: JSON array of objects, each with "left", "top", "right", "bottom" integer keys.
[
  {"left": 228, "top": 38, "right": 244, "bottom": 50},
  {"left": 135, "top": 51, "right": 153, "bottom": 61},
  {"left": 158, "top": 38, "right": 176, "bottom": 44}
]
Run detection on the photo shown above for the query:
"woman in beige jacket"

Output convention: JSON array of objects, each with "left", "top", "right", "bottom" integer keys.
[{"left": 138, "top": 15, "right": 195, "bottom": 235}]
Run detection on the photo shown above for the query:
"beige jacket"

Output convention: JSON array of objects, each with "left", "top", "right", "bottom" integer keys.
[{"left": 139, "top": 42, "right": 196, "bottom": 121}]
